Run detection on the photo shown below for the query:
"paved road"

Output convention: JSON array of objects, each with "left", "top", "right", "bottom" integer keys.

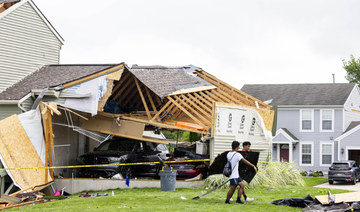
[{"left": 315, "top": 181, "right": 360, "bottom": 191}]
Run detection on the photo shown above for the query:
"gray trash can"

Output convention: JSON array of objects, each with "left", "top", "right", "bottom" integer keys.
[{"left": 158, "top": 167, "right": 177, "bottom": 191}]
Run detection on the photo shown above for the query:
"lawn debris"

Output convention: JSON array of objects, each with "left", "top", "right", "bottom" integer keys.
[
  {"left": 79, "top": 192, "right": 109, "bottom": 198},
  {"left": 315, "top": 191, "right": 360, "bottom": 205},
  {"left": 271, "top": 195, "right": 314, "bottom": 208}
]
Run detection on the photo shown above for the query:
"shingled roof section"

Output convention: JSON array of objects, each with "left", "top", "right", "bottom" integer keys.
[
  {"left": 241, "top": 83, "right": 356, "bottom": 106},
  {"left": 129, "top": 65, "right": 213, "bottom": 99},
  {"left": 0, "top": 64, "right": 117, "bottom": 100}
]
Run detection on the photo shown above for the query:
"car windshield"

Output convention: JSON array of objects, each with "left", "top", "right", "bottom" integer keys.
[
  {"left": 96, "top": 139, "right": 136, "bottom": 151},
  {"left": 332, "top": 163, "right": 350, "bottom": 169}
]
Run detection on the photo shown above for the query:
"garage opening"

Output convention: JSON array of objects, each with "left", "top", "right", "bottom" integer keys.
[{"left": 348, "top": 150, "right": 360, "bottom": 165}]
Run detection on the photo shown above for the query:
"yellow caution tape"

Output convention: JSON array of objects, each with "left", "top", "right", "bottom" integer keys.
[{"left": 0, "top": 159, "right": 269, "bottom": 171}]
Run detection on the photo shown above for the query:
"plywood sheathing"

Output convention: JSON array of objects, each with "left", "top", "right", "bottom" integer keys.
[
  {"left": 98, "top": 79, "right": 114, "bottom": 112},
  {"left": 107, "top": 69, "right": 123, "bottom": 81},
  {"left": 315, "top": 191, "right": 360, "bottom": 205},
  {"left": 81, "top": 115, "right": 169, "bottom": 144},
  {"left": 0, "top": 115, "right": 52, "bottom": 190}
]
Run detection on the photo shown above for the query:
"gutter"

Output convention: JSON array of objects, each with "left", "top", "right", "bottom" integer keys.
[{"left": 0, "top": 100, "right": 19, "bottom": 105}]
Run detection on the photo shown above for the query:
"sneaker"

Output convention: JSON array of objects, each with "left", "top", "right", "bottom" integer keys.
[
  {"left": 245, "top": 197, "right": 254, "bottom": 202},
  {"left": 225, "top": 200, "right": 230, "bottom": 204},
  {"left": 236, "top": 200, "right": 244, "bottom": 204}
]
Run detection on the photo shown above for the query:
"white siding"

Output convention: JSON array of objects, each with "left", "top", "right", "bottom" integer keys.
[
  {"left": 0, "top": 1, "right": 62, "bottom": 92},
  {"left": 343, "top": 85, "right": 360, "bottom": 130},
  {"left": 211, "top": 135, "right": 270, "bottom": 162}
]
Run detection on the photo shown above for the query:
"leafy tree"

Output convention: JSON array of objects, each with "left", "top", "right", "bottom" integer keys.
[{"left": 343, "top": 55, "right": 360, "bottom": 86}]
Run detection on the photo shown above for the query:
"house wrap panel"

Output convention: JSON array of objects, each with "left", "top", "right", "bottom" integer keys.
[{"left": 0, "top": 1, "right": 62, "bottom": 92}]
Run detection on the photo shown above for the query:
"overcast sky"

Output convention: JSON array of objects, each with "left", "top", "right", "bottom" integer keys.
[{"left": 34, "top": 0, "right": 360, "bottom": 89}]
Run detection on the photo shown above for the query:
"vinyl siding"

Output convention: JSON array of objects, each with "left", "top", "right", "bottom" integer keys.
[
  {"left": 276, "top": 108, "right": 342, "bottom": 172},
  {"left": 343, "top": 86, "right": 360, "bottom": 130},
  {"left": 0, "top": 105, "right": 21, "bottom": 120},
  {"left": 338, "top": 130, "right": 360, "bottom": 161},
  {"left": 0, "top": 1, "right": 62, "bottom": 92}
]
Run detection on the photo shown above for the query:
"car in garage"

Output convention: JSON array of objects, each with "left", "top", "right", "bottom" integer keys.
[
  {"left": 77, "top": 137, "right": 208, "bottom": 179},
  {"left": 328, "top": 160, "right": 360, "bottom": 185},
  {"left": 77, "top": 137, "right": 169, "bottom": 179}
]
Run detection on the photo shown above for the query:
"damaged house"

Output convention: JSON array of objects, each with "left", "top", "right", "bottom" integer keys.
[{"left": 0, "top": 63, "right": 274, "bottom": 193}]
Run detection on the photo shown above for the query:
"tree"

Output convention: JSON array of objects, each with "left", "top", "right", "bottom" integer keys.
[{"left": 343, "top": 55, "right": 360, "bottom": 86}]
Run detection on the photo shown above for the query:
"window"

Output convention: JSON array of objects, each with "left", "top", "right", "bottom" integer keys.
[
  {"left": 300, "top": 110, "right": 313, "bottom": 131},
  {"left": 300, "top": 142, "right": 313, "bottom": 166},
  {"left": 320, "top": 142, "right": 333, "bottom": 165},
  {"left": 320, "top": 109, "right": 334, "bottom": 131}
]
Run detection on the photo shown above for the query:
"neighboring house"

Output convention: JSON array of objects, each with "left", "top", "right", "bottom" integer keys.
[
  {"left": 0, "top": 0, "right": 64, "bottom": 119},
  {"left": 241, "top": 83, "right": 360, "bottom": 172}
]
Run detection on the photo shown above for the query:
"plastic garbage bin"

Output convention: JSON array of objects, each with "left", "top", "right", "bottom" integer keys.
[{"left": 158, "top": 167, "right": 177, "bottom": 191}]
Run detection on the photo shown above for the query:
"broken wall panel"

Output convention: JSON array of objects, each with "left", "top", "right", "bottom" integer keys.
[
  {"left": 0, "top": 115, "right": 52, "bottom": 190},
  {"left": 81, "top": 116, "right": 145, "bottom": 138}
]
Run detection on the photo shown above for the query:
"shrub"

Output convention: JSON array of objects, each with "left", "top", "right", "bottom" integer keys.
[
  {"left": 300, "top": 171, "right": 308, "bottom": 176},
  {"left": 204, "top": 161, "right": 305, "bottom": 189}
]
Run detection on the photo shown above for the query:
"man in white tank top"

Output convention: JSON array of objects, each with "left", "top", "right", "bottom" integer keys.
[{"left": 225, "top": 141, "right": 257, "bottom": 204}]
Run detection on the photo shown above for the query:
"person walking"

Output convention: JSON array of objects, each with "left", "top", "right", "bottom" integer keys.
[
  {"left": 241, "top": 141, "right": 254, "bottom": 202},
  {"left": 225, "top": 141, "right": 257, "bottom": 204}
]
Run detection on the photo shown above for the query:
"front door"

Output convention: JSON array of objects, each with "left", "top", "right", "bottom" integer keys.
[{"left": 280, "top": 144, "right": 289, "bottom": 162}]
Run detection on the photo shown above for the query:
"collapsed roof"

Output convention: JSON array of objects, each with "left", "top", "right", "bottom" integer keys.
[{"left": 0, "top": 63, "right": 273, "bottom": 135}]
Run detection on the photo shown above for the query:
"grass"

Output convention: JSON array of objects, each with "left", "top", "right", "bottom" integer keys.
[{"left": 8, "top": 177, "right": 350, "bottom": 212}]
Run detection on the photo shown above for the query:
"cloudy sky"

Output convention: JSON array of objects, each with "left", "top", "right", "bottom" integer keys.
[{"left": 34, "top": 0, "right": 360, "bottom": 89}]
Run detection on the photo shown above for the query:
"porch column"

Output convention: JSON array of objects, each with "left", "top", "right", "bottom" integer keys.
[
  {"left": 277, "top": 144, "right": 280, "bottom": 161},
  {"left": 289, "top": 142, "right": 293, "bottom": 162}
]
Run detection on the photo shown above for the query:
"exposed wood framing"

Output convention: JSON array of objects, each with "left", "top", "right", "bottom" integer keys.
[
  {"left": 145, "top": 87, "right": 158, "bottom": 113},
  {"left": 151, "top": 101, "right": 172, "bottom": 122},
  {"left": 195, "top": 70, "right": 271, "bottom": 109},
  {"left": 134, "top": 77, "right": 151, "bottom": 119},
  {"left": 180, "top": 94, "right": 212, "bottom": 119},
  {"left": 62, "top": 64, "right": 124, "bottom": 88},
  {"left": 167, "top": 96, "right": 208, "bottom": 130},
  {"left": 173, "top": 95, "right": 210, "bottom": 125},
  {"left": 185, "top": 93, "right": 212, "bottom": 114}
]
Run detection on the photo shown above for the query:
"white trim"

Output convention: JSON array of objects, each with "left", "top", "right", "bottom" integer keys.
[
  {"left": 273, "top": 128, "right": 298, "bottom": 143},
  {"left": 345, "top": 146, "right": 360, "bottom": 161},
  {"left": 299, "top": 141, "right": 314, "bottom": 166},
  {"left": 0, "top": 100, "right": 19, "bottom": 105},
  {"left": 335, "top": 124, "right": 360, "bottom": 141},
  {"left": 277, "top": 144, "right": 280, "bottom": 161},
  {"left": 343, "top": 108, "right": 345, "bottom": 133},
  {"left": 320, "top": 109, "right": 334, "bottom": 132},
  {"left": 289, "top": 142, "right": 293, "bottom": 162},
  {"left": 320, "top": 141, "right": 334, "bottom": 166},
  {"left": 300, "top": 109, "right": 314, "bottom": 132},
  {"left": 338, "top": 139, "right": 341, "bottom": 161}
]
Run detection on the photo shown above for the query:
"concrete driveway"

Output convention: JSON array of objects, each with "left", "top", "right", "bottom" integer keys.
[{"left": 315, "top": 181, "right": 360, "bottom": 191}]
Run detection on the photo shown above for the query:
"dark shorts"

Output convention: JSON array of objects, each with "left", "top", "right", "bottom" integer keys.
[{"left": 230, "top": 177, "right": 243, "bottom": 185}]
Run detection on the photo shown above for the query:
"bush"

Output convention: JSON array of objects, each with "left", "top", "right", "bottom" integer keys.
[
  {"left": 300, "top": 171, "right": 308, "bottom": 176},
  {"left": 204, "top": 161, "right": 305, "bottom": 189}
]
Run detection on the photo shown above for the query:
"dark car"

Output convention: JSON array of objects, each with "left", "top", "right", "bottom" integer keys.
[
  {"left": 77, "top": 137, "right": 169, "bottom": 179},
  {"left": 328, "top": 160, "right": 360, "bottom": 185},
  {"left": 167, "top": 146, "right": 208, "bottom": 179}
]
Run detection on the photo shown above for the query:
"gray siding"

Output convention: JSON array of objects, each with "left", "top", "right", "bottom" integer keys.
[
  {"left": 0, "top": 104, "right": 21, "bottom": 120},
  {"left": 339, "top": 130, "right": 360, "bottom": 161},
  {"left": 276, "top": 108, "right": 343, "bottom": 172},
  {"left": 0, "top": 1, "right": 62, "bottom": 92}
]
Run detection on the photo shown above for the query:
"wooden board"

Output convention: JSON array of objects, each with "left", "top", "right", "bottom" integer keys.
[
  {"left": 82, "top": 115, "right": 145, "bottom": 138},
  {"left": 0, "top": 115, "right": 52, "bottom": 190},
  {"left": 208, "top": 151, "right": 259, "bottom": 183},
  {"left": 98, "top": 79, "right": 114, "bottom": 111},
  {"left": 315, "top": 191, "right": 360, "bottom": 205},
  {"left": 107, "top": 69, "right": 123, "bottom": 81}
]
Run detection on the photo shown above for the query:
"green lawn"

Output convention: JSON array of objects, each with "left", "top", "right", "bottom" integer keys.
[{"left": 9, "top": 177, "right": 350, "bottom": 212}]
